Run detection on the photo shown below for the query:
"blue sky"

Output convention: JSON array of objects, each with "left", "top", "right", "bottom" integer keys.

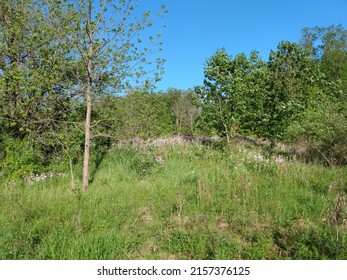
[{"left": 145, "top": 0, "right": 347, "bottom": 91}]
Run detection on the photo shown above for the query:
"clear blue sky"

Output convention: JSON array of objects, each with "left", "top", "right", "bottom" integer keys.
[{"left": 145, "top": 0, "right": 347, "bottom": 91}]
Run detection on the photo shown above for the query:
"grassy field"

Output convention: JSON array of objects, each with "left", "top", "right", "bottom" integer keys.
[{"left": 1, "top": 139, "right": 347, "bottom": 259}]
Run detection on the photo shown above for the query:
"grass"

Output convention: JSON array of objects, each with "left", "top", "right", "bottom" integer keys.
[{"left": 1, "top": 140, "right": 347, "bottom": 259}]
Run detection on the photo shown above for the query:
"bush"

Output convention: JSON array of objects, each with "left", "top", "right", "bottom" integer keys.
[
  {"left": 0, "top": 136, "right": 46, "bottom": 181},
  {"left": 287, "top": 99, "right": 347, "bottom": 165}
]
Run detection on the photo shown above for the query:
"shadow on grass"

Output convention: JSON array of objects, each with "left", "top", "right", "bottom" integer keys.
[{"left": 89, "top": 139, "right": 112, "bottom": 184}]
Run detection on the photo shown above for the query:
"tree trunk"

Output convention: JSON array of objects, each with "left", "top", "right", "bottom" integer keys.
[
  {"left": 82, "top": 84, "right": 92, "bottom": 191},
  {"left": 82, "top": 0, "right": 93, "bottom": 191}
]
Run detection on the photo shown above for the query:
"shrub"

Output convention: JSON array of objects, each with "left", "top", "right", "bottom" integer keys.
[
  {"left": 0, "top": 136, "right": 46, "bottom": 182},
  {"left": 287, "top": 99, "right": 347, "bottom": 165}
]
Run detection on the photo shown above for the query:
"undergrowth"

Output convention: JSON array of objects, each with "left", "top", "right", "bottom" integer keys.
[{"left": 1, "top": 141, "right": 347, "bottom": 259}]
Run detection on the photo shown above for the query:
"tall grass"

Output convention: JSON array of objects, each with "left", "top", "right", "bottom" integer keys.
[{"left": 1, "top": 141, "right": 346, "bottom": 259}]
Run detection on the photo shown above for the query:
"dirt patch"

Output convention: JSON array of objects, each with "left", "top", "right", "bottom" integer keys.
[{"left": 137, "top": 206, "right": 153, "bottom": 224}]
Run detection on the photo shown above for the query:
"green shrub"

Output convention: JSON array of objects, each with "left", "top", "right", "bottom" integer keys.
[
  {"left": 287, "top": 100, "right": 347, "bottom": 165},
  {"left": 0, "top": 136, "right": 46, "bottom": 181}
]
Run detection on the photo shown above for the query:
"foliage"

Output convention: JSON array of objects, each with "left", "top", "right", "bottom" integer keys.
[
  {"left": 287, "top": 98, "right": 347, "bottom": 165},
  {"left": 301, "top": 24, "right": 347, "bottom": 93},
  {"left": 95, "top": 91, "right": 174, "bottom": 140},
  {"left": 194, "top": 43, "right": 318, "bottom": 144},
  {"left": 0, "top": 0, "right": 78, "bottom": 139},
  {"left": 195, "top": 49, "right": 265, "bottom": 141},
  {"left": 0, "top": 0, "right": 168, "bottom": 189},
  {"left": 284, "top": 24, "right": 347, "bottom": 164},
  {"left": 194, "top": 30, "right": 346, "bottom": 160},
  {"left": 0, "top": 136, "right": 46, "bottom": 181},
  {"left": 121, "top": 91, "right": 173, "bottom": 139},
  {"left": 260, "top": 41, "right": 319, "bottom": 143},
  {"left": 166, "top": 88, "right": 199, "bottom": 135}
]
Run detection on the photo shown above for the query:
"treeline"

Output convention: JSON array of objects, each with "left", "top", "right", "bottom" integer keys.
[
  {"left": 0, "top": 1, "right": 346, "bottom": 183},
  {"left": 195, "top": 25, "right": 347, "bottom": 165},
  {"left": 0, "top": 86, "right": 200, "bottom": 180},
  {"left": 98, "top": 25, "right": 347, "bottom": 165},
  {"left": 94, "top": 89, "right": 199, "bottom": 140}
]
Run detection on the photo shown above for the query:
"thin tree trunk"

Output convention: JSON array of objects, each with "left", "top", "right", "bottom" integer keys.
[
  {"left": 68, "top": 153, "right": 76, "bottom": 193},
  {"left": 82, "top": 0, "right": 93, "bottom": 191},
  {"left": 82, "top": 83, "right": 92, "bottom": 191}
]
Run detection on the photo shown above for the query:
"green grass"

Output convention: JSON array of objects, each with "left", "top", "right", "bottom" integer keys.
[{"left": 1, "top": 142, "right": 347, "bottom": 259}]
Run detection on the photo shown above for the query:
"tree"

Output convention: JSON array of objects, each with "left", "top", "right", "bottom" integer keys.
[
  {"left": 287, "top": 98, "right": 347, "bottom": 165},
  {"left": 68, "top": 0, "right": 167, "bottom": 190},
  {"left": 0, "top": 0, "right": 76, "bottom": 138},
  {"left": 301, "top": 25, "right": 347, "bottom": 94},
  {"left": 195, "top": 49, "right": 264, "bottom": 141},
  {"left": 286, "top": 25, "right": 347, "bottom": 164},
  {"left": 0, "top": 0, "right": 81, "bottom": 180},
  {"left": 166, "top": 88, "right": 199, "bottom": 135},
  {"left": 93, "top": 91, "right": 174, "bottom": 141},
  {"left": 261, "top": 41, "right": 318, "bottom": 146},
  {"left": 122, "top": 91, "right": 173, "bottom": 139}
]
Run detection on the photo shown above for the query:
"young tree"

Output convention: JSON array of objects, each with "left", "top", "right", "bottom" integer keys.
[
  {"left": 195, "top": 49, "right": 263, "bottom": 141},
  {"left": 194, "top": 49, "right": 236, "bottom": 142},
  {"left": 69, "top": 0, "right": 166, "bottom": 190}
]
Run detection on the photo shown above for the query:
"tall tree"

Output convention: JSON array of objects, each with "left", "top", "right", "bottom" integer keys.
[
  {"left": 301, "top": 24, "right": 347, "bottom": 94},
  {"left": 69, "top": 0, "right": 167, "bottom": 190},
  {"left": 0, "top": 0, "right": 77, "bottom": 140},
  {"left": 287, "top": 25, "right": 347, "bottom": 164},
  {"left": 261, "top": 41, "right": 317, "bottom": 145}
]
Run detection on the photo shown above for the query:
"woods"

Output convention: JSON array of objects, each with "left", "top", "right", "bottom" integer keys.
[
  {"left": 1, "top": 0, "right": 168, "bottom": 186},
  {"left": 195, "top": 36, "right": 346, "bottom": 163},
  {"left": 1, "top": 0, "right": 347, "bottom": 186}
]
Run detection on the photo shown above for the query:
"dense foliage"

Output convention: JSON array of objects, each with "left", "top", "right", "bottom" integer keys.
[{"left": 195, "top": 25, "right": 346, "bottom": 163}]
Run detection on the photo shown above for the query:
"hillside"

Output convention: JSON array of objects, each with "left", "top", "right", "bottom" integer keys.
[{"left": 1, "top": 138, "right": 346, "bottom": 259}]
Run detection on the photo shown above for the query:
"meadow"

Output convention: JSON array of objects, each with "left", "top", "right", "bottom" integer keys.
[{"left": 1, "top": 138, "right": 347, "bottom": 259}]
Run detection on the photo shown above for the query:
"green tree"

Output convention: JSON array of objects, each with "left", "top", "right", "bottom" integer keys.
[
  {"left": 195, "top": 49, "right": 264, "bottom": 141},
  {"left": 94, "top": 91, "right": 174, "bottom": 140},
  {"left": 261, "top": 41, "right": 318, "bottom": 146},
  {"left": 0, "top": 0, "right": 81, "bottom": 180},
  {"left": 67, "top": 0, "right": 167, "bottom": 190},
  {"left": 287, "top": 25, "right": 347, "bottom": 164},
  {"left": 287, "top": 97, "right": 347, "bottom": 165},
  {"left": 232, "top": 51, "right": 267, "bottom": 136},
  {"left": 122, "top": 91, "right": 173, "bottom": 139},
  {"left": 194, "top": 49, "right": 235, "bottom": 141},
  {"left": 0, "top": 0, "right": 77, "bottom": 138},
  {"left": 301, "top": 24, "right": 347, "bottom": 94}
]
